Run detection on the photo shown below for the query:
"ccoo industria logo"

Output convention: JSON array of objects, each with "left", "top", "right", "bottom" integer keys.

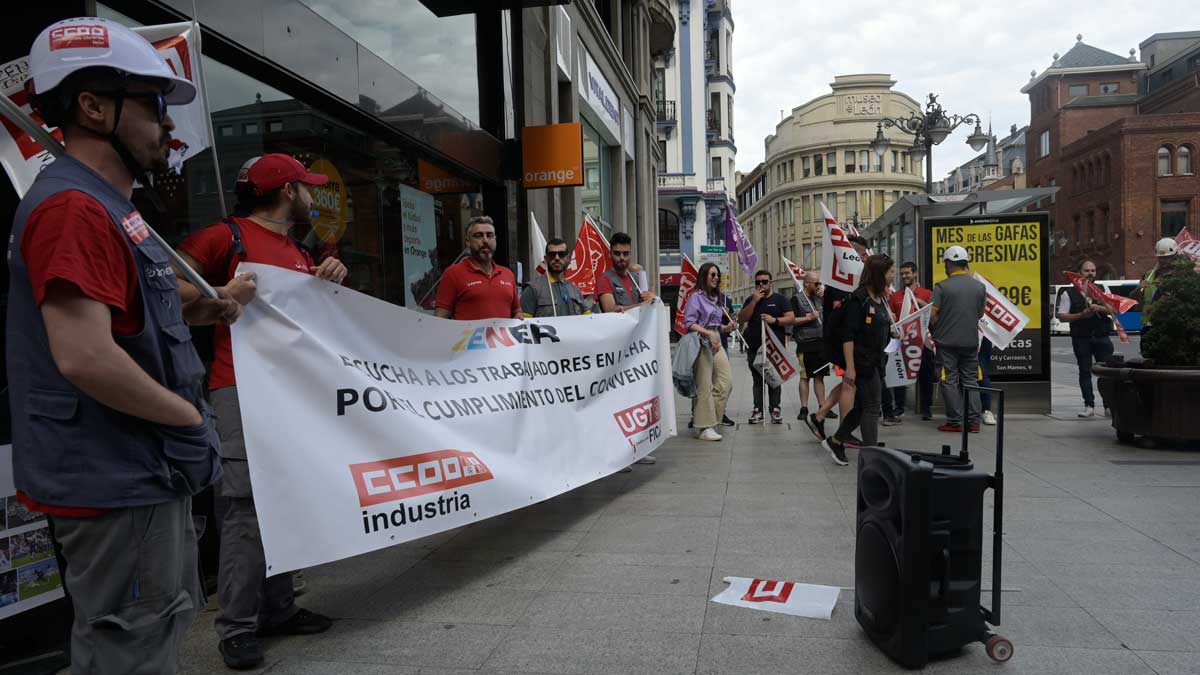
[
  {"left": 613, "top": 397, "right": 662, "bottom": 451},
  {"left": 451, "top": 323, "right": 561, "bottom": 352}
]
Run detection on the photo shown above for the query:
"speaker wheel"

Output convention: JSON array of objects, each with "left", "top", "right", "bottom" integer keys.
[{"left": 985, "top": 635, "right": 1014, "bottom": 663}]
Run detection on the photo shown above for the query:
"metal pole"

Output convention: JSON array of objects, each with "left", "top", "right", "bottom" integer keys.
[
  {"left": 925, "top": 136, "right": 935, "bottom": 194},
  {"left": 992, "top": 387, "right": 1005, "bottom": 625},
  {"left": 185, "top": 15, "right": 228, "bottom": 216}
]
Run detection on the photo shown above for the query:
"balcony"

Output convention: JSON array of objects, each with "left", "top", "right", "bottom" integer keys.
[
  {"left": 656, "top": 99, "right": 677, "bottom": 124},
  {"left": 657, "top": 173, "right": 695, "bottom": 189},
  {"left": 706, "top": 110, "right": 720, "bottom": 135},
  {"left": 647, "top": 0, "right": 676, "bottom": 56},
  {"left": 706, "top": 177, "right": 727, "bottom": 193}
]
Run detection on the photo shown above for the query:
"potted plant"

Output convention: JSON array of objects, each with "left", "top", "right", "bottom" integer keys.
[{"left": 1094, "top": 260, "right": 1200, "bottom": 445}]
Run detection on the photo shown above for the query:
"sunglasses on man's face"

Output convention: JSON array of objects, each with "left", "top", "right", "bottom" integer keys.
[
  {"left": 97, "top": 90, "right": 168, "bottom": 124},
  {"left": 546, "top": 250, "right": 569, "bottom": 259},
  {"left": 755, "top": 279, "right": 771, "bottom": 286}
]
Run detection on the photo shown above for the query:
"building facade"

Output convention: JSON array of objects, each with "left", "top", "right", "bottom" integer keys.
[
  {"left": 730, "top": 74, "right": 925, "bottom": 300},
  {"left": 934, "top": 124, "right": 1028, "bottom": 194},
  {"left": 654, "top": 0, "right": 735, "bottom": 298}
]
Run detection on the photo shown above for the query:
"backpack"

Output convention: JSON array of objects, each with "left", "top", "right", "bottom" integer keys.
[{"left": 189, "top": 218, "right": 247, "bottom": 370}]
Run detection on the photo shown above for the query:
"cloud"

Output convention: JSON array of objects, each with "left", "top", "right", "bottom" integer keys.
[{"left": 732, "top": 0, "right": 1172, "bottom": 179}]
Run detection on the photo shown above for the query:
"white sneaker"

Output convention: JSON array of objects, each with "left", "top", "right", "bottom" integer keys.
[
  {"left": 1078, "top": 406, "right": 1095, "bottom": 418},
  {"left": 699, "top": 428, "right": 723, "bottom": 441},
  {"left": 982, "top": 411, "right": 996, "bottom": 426}
]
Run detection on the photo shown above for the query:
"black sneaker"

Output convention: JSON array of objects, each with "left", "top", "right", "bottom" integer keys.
[
  {"left": 748, "top": 409, "right": 764, "bottom": 424},
  {"left": 805, "top": 413, "right": 826, "bottom": 441},
  {"left": 258, "top": 608, "right": 332, "bottom": 636},
  {"left": 797, "top": 407, "right": 809, "bottom": 421},
  {"left": 825, "top": 438, "right": 849, "bottom": 466},
  {"left": 721, "top": 415, "right": 736, "bottom": 427},
  {"left": 220, "top": 634, "right": 264, "bottom": 670},
  {"left": 770, "top": 408, "right": 783, "bottom": 424},
  {"left": 842, "top": 434, "right": 866, "bottom": 448},
  {"left": 687, "top": 419, "right": 694, "bottom": 429},
  {"left": 827, "top": 411, "right": 839, "bottom": 420}
]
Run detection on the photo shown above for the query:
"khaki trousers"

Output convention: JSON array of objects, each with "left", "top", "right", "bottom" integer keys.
[{"left": 693, "top": 342, "right": 732, "bottom": 429}]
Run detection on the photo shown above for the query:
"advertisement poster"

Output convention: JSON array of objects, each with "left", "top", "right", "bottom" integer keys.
[
  {"left": 399, "top": 184, "right": 437, "bottom": 311},
  {"left": 0, "top": 444, "right": 65, "bottom": 621},
  {"left": 925, "top": 214, "right": 1050, "bottom": 380}
]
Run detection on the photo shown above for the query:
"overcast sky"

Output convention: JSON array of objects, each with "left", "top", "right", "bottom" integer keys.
[{"left": 732, "top": 0, "right": 1177, "bottom": 180}]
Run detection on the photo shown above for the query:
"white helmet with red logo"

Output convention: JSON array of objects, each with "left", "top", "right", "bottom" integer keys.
[{"left": 28, "top": 17, "right": 196, "bottom": 107}]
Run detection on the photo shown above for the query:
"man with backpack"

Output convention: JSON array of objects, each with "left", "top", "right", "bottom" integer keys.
[{"left": 176, "top": 153, "right": 344, "bottom": 669}]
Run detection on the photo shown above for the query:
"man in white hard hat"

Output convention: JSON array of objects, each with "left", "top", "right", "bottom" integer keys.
[
  {"left": 1137, "top": 237, "right": 1182, "bottom": 348},
  {"left": 929, "top": 246, "right": 987, "bottom": 433},
  {"left": 10, "top": 17, "right": 246, "bottom": 674}
]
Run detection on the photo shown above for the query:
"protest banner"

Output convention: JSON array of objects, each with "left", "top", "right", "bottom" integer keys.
[
  {"left": 232, "top": 264, "right": 675, "bottom": 574},
  {"left": 885, "top": 303, "right": 932, "bottom": 388},
  {"left": 975, "top": 272, "right": 1031, "bottom": 351},
  {"left": 753, "top": 321, "right": 799, "bottom": 387},
  {"left": 564, "top": 215, "right": 611, "bottom": 296},
  {"left": 1063, "top": 271, "right": 1132, "bottom": 343},
  {"left": 673, "top": 255, "right": 699, "bottom": 336},
  {"left": 819, "top": 203, "right": 863, "bottom": 293},
  {"left": 0, "top": 22, "right": 210, "bottom": 195},
  {"left": 926, "top": 214, "right": 1049, "bottom": 380}
]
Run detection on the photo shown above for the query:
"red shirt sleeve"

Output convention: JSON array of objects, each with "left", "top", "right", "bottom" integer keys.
[
  {"left": 435, "top": 264, "right": 460, "bottom": 313},
  {"left": 593, "top": 273, "right": 614, "bottom": 298},
  {"left": 22, "top": 191, "right": 137, "bottom": 317},
  {"left": 179, "top": 222, "right": 236, "bottom": 285},
  {"left": 889, "top": 289, "right": 904, "bottom": 317}
]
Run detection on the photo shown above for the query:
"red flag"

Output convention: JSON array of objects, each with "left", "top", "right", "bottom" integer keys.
[
  {"left": 673, "top": 255, "right": 699, "bottom": 336},
  {"left": 1176, "top": 227, "right": 1195, "bottom": 244},
  {"left": 1063, "top": 271, "right": 1132, "bottom": 343},
  {"left": 1173, "top": 228, "right": 1200, "bottom": 259},
  {"left": 564, "top": 215, "right": 612, "bottom": 296}
]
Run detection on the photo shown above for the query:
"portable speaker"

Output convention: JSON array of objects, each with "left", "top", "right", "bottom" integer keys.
[{"left": 854, "top": 444, "right": 999, "bottom": 668}]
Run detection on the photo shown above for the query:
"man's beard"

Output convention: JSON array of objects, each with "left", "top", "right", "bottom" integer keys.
[
  {"left": 612, "top": 260, "right": 628, "bottom": 273},
  {"left": 290, "top": 197, "right": 312, "bottom": 225}
]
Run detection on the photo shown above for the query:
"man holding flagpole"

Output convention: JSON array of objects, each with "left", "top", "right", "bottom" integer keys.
[
  {"left": 521, "top": 237, "right": 589, "bottom": 318},
  {"left": 738, "top": 270, "right": 794, "bottom": 424},
  {"left": 596, "top": 232, "right": 656, "bottom": 313}
]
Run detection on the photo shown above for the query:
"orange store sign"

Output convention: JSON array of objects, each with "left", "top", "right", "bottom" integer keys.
[
  {"left": 417, "top": 159, "right": 478, "bottom": 195},
  {"left": 522, "top": 123, "right": 584, "bottom": 189}
]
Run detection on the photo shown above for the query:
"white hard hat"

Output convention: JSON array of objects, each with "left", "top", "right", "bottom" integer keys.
[
  {"left": 1155, "top": 237, "right": 1179, "bottom": 257},
  {"left": 943, "top": 245, "right": 970, "bottom": 263},
  {"left": 28, "top": 17, "right": 196, "bottom": 105}
]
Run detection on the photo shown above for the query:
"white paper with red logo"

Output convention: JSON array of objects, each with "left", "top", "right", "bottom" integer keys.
[
  {"left": 753, "top": 320, "right": 799, "bottom": 387},
  {"left": 710, "top": 576, "right": 840, "bottom": 620},
  {"left": 0, "top": 22, "right": 210, "bottom": 196},
  {"left": 974, "top": 273, "right": 1030, "bottom": 351},
  {"left": 818, "top": 203, "right": 863, "bottom": 293},
  {"left": 885, "top": 297, "right": 932, "bottom": 389},
  {"left": 672, "top": 255, "right": 699, "bottom": 336},
  {"left": 564, "top": 215, "right": 612, "bottom": 297},
  {"left": 231, "top": 263, "right": 675, "bottom": 574}
]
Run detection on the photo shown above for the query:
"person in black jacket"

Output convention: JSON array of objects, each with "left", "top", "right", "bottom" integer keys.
[
  {"left": 825, "top": 254, "right": 895, "bottom": 465},
  {"left": 1055, "top": 260, "right": 1114, "bottom": 418}
]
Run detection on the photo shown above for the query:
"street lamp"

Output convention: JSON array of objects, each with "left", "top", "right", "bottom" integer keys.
[{"left": 869, "top": 93, "right": 986, "bottom": 193}]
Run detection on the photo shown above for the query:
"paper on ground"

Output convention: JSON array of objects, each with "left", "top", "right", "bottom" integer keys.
[{"left": 710, "top": 576, "right": 841, "bottom": 620}]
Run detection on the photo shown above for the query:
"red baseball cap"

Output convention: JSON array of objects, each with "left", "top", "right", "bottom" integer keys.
[{"left": 241, "top": 153, "right": 328, "bottom": 195}]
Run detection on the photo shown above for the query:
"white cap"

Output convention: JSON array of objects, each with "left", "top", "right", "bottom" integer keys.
[
  {"left": 943, "top": 245, "right": 970, "bottom": 263},
  {"left": 1155, "top": 237, "right": 1178, "bottom": 257},
  {"left": 29, "top": 17, "right": 196, "bottom": 105}
]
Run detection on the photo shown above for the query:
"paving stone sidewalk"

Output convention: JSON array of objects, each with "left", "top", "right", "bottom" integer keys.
[{"left": 176, "top": 347, "right": 1200, "bottom": 675}]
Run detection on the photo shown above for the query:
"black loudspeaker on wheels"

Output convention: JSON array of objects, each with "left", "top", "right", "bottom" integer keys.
[{"left": 854, "top": 384, "right": 1013, "bottom": 668}]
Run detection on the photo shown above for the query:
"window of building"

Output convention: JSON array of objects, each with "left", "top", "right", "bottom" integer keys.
[
  {"left": 267, "top": 120, "right": 283, "bottom": 133},
  {"left": 1069, "top": 84, "right": 1089, "bottom": 98},
  {"left": 657, "top": 140, "right": 667, "bottom": 173},
  {"left": 871, "top": 151, "right": 882, "bottom": 173},
  {"left": 826, "top": 152, "right": 837, "bottom": 175},
  {"left": 845, "top": 150, "right": 855, "bottom": 174},
  {"left": 1039, "top": 130, "right": 1050, "bottom": 158},
  {"left": 859, "top": 150, "right": 870, "bottom": 173},
  {"left": 1099, "top": 82, "right": 1120, "bottom": 94},
  {"left": 789, "top": 198, "right": 795, "bottom": 225},
  {"left": 814, "top": 154, "right": 824, "bottom": 176},
  {"left": 803, "top": 156, "right": 811, "bottom": 178},
  {"left": 658, "top": 209, "right": 680, "bottom": 251},
  {"left": 714, "top": 158, "right": 723, "bottom": 178},
  {"left": 1049, "top": 178, "right": 1056, "bottom": 204},
  {"left": 220, "top": 125, "right": 235, "bottom": 137},
  {"left": 846, "top": 191, "right": 858, "bottom": 219},
  {"left": 859, "top": 191, "right": 871, "bottom": 219},
  {"left": 1158, "top": 146, "right": 1173, "bottom": 176},
  {"left": 891, "top": 151, "right": 898, "bottom": 173},
  {"left": 802, "top": 195, "right": 812, "bottom": 222},
  {"left": 582, "top": 118, "right": 612, "bottom": 224},
  {"left": 902, "top": 152, "right": 909, "bottom": 174},
  {"left": 874, "top": 190, "right": 885, "bottom": 217},
  {"left": 1162, "top": 200, "right": 1190, "bottom": 237},
  {"left": 789, "top": 160, "right": 796, "bottom": 181},
  {"left": 1178, "top": 145, "right": 1193, "bottom": 175}
]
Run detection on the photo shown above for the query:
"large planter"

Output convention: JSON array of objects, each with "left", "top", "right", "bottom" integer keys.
[{"left": 1093, "top": 362, "right": 1200, "bottom": 444}]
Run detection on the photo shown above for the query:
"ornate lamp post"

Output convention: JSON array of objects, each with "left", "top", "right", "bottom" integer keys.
[{"left": 869, "top": 94, "right": 990, "bottom": 194}]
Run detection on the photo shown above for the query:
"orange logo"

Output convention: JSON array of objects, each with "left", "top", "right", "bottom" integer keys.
[{"left": 522, "top": 123, "right": 584, "bottom": 189}]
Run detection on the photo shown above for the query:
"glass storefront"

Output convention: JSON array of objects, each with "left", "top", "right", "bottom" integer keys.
[{"left": 581, "top": 118, "right": 612, "bottom": 231}]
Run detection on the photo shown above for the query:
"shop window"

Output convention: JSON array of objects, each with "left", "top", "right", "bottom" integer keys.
[
  {"left": 581, "top": 119, "right": 612, "bottom": 225},
  {"left": 1158, "top": 146, "right": 1173, "bottom": 176},
  {"left": 1162, "top": 200, "right": 1189, "bottom": 237}
]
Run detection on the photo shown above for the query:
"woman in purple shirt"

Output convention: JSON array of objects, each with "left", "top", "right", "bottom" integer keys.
[{"left": 685, "top": 263, "right": 736, "bottom": 441}]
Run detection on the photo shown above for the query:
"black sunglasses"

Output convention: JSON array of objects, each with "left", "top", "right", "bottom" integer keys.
[
  {"left": 96, "top": 90, "right": 167, "bottom": 124},
  {"left": 754, "top": 279, "right": 771, "bottom": 285},
  {"left": 546, "top": 250, "right": 569, "bottom": 259}
]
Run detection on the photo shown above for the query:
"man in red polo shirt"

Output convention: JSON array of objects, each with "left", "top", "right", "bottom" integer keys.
[
  {"left": 883, "top": 261, "right": 935, "bottom": 424},
  {"left": 176, "top": 153, "right": 344, "bottom": 669},
  {"left": 435, "top": 216, "right": 521, "bottom": 320}
]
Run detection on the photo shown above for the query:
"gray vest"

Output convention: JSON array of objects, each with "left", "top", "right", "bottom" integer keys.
[
  {"left": 529, "top": 275, "right": 587, "bottom": 317},
  {"left": 600, "top": 269, "right": 637, "bottom": 310},
  {"left": 7, "top": 154, "right": 220, "bottom": 508}
]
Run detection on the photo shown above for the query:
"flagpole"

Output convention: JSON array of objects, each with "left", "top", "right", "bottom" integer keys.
[
  {"left": 761, "top": 319, "right": 767, "bottom": 417},
  {"left": 185, "top": 9, "right": 227, "bottom": 216}
]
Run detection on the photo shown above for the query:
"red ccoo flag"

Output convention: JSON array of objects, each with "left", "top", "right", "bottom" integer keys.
[
  {"left": 564, "top": 215, "right": 612, "bottom": 296},
  {"left": 673, "top": 255, "right": 699, "bottom": 336}
]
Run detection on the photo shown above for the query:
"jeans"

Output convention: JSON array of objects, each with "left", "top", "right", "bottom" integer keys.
[
  {"left": 1072, "top": 334, "right": 1114, "bottom": 408},
  {"left": 747, "top": 345, "right": 782, "bottom": 412},
  {"left": 940, "top": 346, "right": 981, "bottom": 425},
  {"left": 835, "top": 366, "right": 883, "bottom": 446}
]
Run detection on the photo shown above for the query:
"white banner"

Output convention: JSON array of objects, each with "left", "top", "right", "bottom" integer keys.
[
  {"left": 0, "top": 22, "right": 211, "bottom": 195},
  {"left": 754, "top": 321, "right": 799, "bottom": 387},
  {"left": 884, "top": 303, "right": 932, "bottom": 388},
  {"left": 232, "top": 264, "right": 676, "bottom": 574},
  {"left": 710, "top": 576, "right": 840, "bottom": 620},
  {"left": 975, "top": 272, "right": 1030, "bottom": 351},
  {"left": 819, "top": 203, "right": 863, "bottom": 293}
]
